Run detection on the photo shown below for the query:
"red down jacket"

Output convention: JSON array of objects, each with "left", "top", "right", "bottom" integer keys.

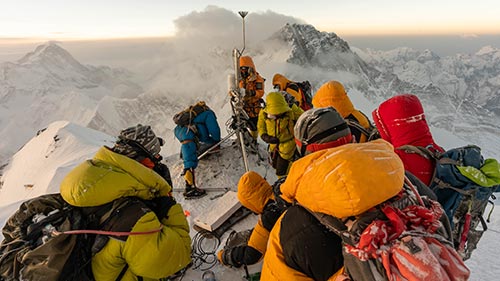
[{"left": 372, "top": 94, "right": 444, "bottom": 186}]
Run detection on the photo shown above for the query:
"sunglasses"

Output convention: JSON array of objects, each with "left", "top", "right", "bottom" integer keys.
[{"left": 240, "top": 66, "right": 249, "bottom": 71}]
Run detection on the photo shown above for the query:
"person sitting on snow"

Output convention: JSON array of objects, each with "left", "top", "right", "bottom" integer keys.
[
  {"left": 60, "top": 124, "right": 191, "bottom": 280},
  {"left": 174, "top": 102, "right": 221, "bottom": 199},
  {"left": 260, "top": 107, "right": 358, "bottom": 280},
  {"left": 312, "top": 80, "right": 375, "bottom": 143},
  {"left": 372, "top": 94, "right": 444, "bottom": 186}
]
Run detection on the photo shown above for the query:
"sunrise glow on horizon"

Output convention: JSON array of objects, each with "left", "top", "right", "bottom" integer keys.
[{"left": 1, "top": 0, "right": 499, "bottom": 40}]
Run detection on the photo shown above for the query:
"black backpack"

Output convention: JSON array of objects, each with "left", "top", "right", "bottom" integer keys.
[
  {"left": 294, "top": 81, "right": 313, "bottom": 110},
  {"left": 173, "top": 101, "right": 210, "bottom": 126},
  {"left": 0, "top": 194, "right": 151, "bottom": 281}
]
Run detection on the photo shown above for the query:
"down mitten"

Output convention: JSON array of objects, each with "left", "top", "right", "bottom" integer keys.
[{"left": 149, "top": 196, "right": 176, "bottom": 219}]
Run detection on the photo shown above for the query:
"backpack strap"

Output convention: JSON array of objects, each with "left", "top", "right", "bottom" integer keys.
[
  {"left": 295, "top": 203, "right": 355, "bottom": 245},
  {"left": 397, "top": 145, "right": 439, "bottom": 160}
]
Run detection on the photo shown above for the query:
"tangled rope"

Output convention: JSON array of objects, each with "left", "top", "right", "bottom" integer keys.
[{"left": 191, "top": 230, "right": 221, "bottom": 271}]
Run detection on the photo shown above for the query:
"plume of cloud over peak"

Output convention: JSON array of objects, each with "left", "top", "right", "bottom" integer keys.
[{"left": 173, "top": 5, "right": 304, "bottom": 47}]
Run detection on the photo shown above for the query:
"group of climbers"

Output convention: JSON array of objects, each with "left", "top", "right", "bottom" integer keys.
[
  {"left": 215, "top": 56, "right": 499, "bottom": 280},
  {"left": 4, "top": 51, "right": 497, "bottom": 281}
]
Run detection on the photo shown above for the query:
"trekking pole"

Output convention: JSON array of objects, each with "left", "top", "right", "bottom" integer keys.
[{"left": 197, "top": 130, "right": 237, "bottom": 160}]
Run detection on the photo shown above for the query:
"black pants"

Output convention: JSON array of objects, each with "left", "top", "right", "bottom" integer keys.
[{"left": 272, "top": 152, "right": 290, "bottom": 177}]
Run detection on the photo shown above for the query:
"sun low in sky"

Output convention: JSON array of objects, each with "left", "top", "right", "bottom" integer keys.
[{"left": 1, "top": 0, "right": 499, "bottom": 40}]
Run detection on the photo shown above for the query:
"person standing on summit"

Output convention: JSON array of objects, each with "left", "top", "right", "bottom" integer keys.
[{"left": 239, "top": 56, "right": 265, "bottom": 142}]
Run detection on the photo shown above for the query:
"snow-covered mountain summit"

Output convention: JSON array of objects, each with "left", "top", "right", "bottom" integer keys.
[
  {"left": 0, "top": 42, "right": 143, "bottom": 164},
  {"left": 1, "top": 42, "right": 141, "bottom": 96}
]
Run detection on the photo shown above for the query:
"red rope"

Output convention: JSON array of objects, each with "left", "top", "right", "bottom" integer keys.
[{"left": 52, "top": 225, "right": 163, "bottom": 237}]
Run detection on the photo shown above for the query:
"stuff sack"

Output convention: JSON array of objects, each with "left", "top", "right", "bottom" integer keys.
[{"left": 173, "top": 101, "right": 211, "bottom": 126}]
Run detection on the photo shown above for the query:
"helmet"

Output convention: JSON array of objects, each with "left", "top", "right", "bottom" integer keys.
[{"left": 294, "top": 107, "right": 352, "bottom": 156}]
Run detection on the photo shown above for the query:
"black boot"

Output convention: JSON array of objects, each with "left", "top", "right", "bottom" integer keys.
[{"left": 183, "top": 184, "right": 207, "bottom": 199}]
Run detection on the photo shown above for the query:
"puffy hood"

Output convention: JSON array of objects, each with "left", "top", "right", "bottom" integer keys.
[
  {"left": 281, "top": 139, "right": 405, "bottom": 218},
  {"left": 240, "top": 56, "right": 256, "bottom": 71},
  {"left": 372, "top": 94, "right": 438, "bottom": 148},
  {"left": 272, "top": 73, "right": 292, "bottom": 91},
  {"left": 265, "top": 92, "right": 291, "bottom": 115},
  {"left": 60, "top": 147, "right": 171, "bottom": 207},
  {"left": 237, "top": 171, "right": 274, "bottom": 214},
  {"left": 312, "top": 81, "right": 354, "bottom": 117}
]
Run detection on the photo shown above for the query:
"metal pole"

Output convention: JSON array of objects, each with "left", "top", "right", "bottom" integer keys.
[{"left": 238, "top": 11, "right": 248, "bottom": 55}]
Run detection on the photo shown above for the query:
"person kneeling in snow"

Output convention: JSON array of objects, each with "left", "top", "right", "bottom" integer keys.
[{"left": 60, "top": 124, "right": 191, "bottom": 281}]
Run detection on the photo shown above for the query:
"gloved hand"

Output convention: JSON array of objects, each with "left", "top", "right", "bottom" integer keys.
[
  {"left": 154, "top": 163, "right": 172, "bottom": 187},
  {"left": 150, "top": 196, "right": 176, "bottom": 219},
  {"left": 261, "top": 133, "right": 279, "bottom": 144},
  {"left": 217, "top": 248, "right": 242, "bottom": 268},
  {"left": 217, "top": 249, "right": 235, "bottom": 267},
  {"left": 261, "top": 200, "right": 285, "bottom": 231}
]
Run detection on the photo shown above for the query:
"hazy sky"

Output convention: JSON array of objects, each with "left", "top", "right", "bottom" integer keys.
[{"left": 1, "top": 0, "right": 500, "bottom": 39}]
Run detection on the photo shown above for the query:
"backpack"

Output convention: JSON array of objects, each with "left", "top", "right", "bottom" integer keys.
[
  {"left": 173, "top": 101, "right": 210, "bottom": 127},
  {"left": 291, "top": 81, "right": 313, "bottom": 111},
  {"left": 303, "top": 178, "right": 470, "bottom": 281},
  {"left": 345, "top": 114, "right": 379, "bottom": 142},
  {"left": 396, "top": 144, "right": 500, "bottom": 260},
  {"left": 0, "top": 194, "right": 152, "bottom": 281}
]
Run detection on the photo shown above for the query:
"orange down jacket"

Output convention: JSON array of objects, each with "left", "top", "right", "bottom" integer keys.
[
  {"left": 261, "top": 139, "right": 405, "bottom": 280},
  {"left": 239, "top": 56, "right": 265, "bottom": 118},
  {"left": 312, "top": 81, "right": 372, "bottom": 142}
]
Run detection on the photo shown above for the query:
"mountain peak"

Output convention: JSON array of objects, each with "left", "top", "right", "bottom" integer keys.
[
  {"left": 272, "top": 23, "right": 352, "bottom": 66},
  {"left": 17, "top": 42, "right": 84, "bottom": 70}
]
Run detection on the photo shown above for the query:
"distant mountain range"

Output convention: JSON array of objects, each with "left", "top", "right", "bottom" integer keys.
[{"left": 1, "top": 24, "right": 499, "bottom": 166}]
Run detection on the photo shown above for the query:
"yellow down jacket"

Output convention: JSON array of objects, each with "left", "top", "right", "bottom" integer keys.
[
  {"left": 60, "top": 147, "right": 191, "bottom": 280},
  {"left": 257, "top": 92, "right": 301, "bottom": 160},
  {"left": 261, "top": 140, "right": 405, "bottom": 280}
]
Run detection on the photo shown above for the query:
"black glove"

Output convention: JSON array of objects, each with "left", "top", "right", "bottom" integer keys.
[
  {"left": 154, "top": 163, "right": 173, "bottom": 187},
  {"left": 261, "top": 133, "right": 279, "bottom": 144},
  {"left": 150, "top": 196, "right": 176, "bottom": 219},
  {"left": 261, "top": 200, "right": 285, "bottom": 231}
]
